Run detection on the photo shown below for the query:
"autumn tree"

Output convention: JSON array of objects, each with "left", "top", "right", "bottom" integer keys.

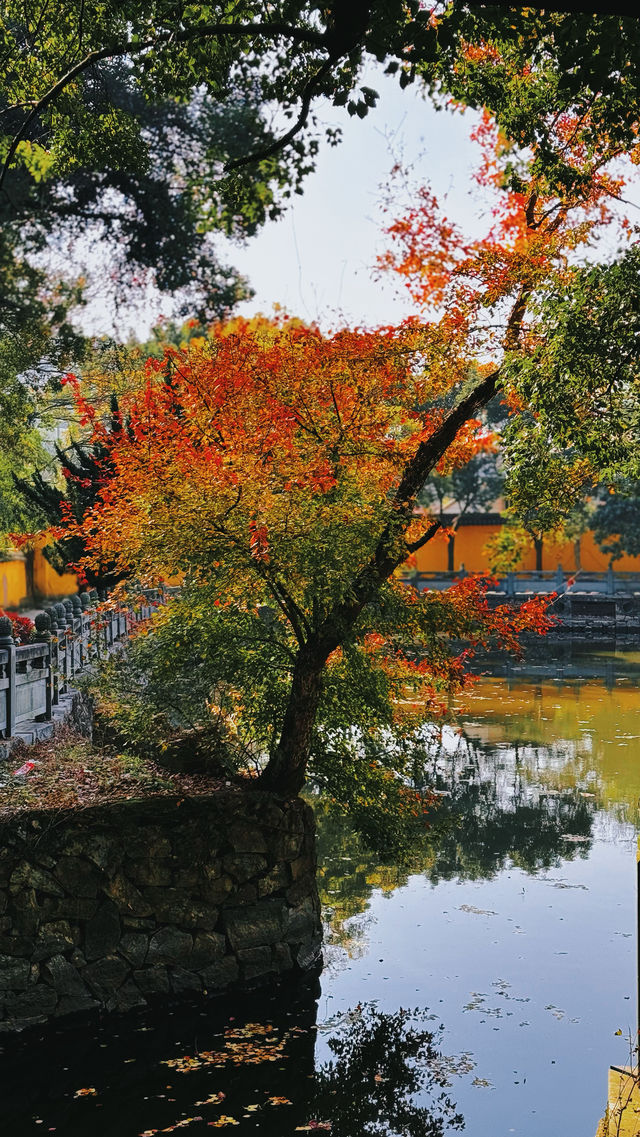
[
  {"left": 13, "top": 394, "right": 131, "bottom": 592},
  {"left": 41, "top": 31, "right": 640, "bottom": 799}
]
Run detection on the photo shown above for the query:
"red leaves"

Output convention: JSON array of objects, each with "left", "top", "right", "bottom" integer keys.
[
  {"left": 0, "top": 611, "right": 34, "bottom": 644},
  {"left": 248, "top": 522, "right": 270, "bottom": 563}
]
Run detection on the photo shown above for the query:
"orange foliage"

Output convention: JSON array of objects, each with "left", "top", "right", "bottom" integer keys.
[{"left": 55, "top": 318, "right": 492, "bottom": 598}]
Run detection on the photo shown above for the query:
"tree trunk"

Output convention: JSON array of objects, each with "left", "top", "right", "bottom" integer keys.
[
  {"left": 447, "top": 533, "right": 455, "bottom": 573},
  {"left": 259, "top": 646, "right": 326, "bottom": 796},
  {"left": 534, "top": 536, "right": 543, "bottom": 572},
  {"left": 573, "top": 538, "right": 582, "bottom": 572}
]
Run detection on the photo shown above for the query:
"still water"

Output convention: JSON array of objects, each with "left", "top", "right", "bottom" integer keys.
[{"left": 2, "top": 647, "right": 639, "bottom": 1136}]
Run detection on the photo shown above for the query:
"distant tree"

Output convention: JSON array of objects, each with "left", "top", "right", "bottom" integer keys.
[
  {"left": 13, "top": 394, "right": 128, "bottom": 592},
  {"left": 420, "top": 448, "right": 503, "bottom": 572},
  {"left": 592, "top": 482, "right": 640, "bottom": 565}
]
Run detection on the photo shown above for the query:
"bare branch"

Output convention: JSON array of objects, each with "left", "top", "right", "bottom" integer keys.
[{"left": 224, "top": 57, "right": 334, "bottom": 173}]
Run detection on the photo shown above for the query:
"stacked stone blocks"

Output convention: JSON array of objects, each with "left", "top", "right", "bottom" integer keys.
[{"left": 0, "top": 791, "right": 321, "bottom": 1031}]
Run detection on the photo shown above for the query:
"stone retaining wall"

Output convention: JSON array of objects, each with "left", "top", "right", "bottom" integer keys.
[{"left": 0, "top": 791, "right": 321, "bottom": 1032}]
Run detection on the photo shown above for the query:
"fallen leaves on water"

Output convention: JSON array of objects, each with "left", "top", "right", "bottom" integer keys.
[
  {"left": 207, "top": 1118, "right": 239, "bottom": 1128},
  {"left": 138, "top": 1119, "right": 203, "bottom": 1135},
  {"left": 195, "top": 1093, "right": 226, "bottom": 1106},
  {"left": 163, "top": 1023, "right": 289, "bottom": 1073},
  {"left": 73, "top": 1087, "right": 97, "bottom": 1098},
  {"left": 295, "top": 1123, "right": 332, "bottom": 1131},
  {"left": 266, "top": 1096, "right": 293, "bottom": 1105}
]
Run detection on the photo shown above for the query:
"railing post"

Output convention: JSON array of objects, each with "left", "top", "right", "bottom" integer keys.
[
  {"left": 56, "top": 602, "right": 70, "bottom": 691},
  {"left": 34, "top": 612, "right": 53, "bottom": 722},
  {"left": 63, "top": 599, "right": 75, "bottom": 678},
  {"left": 0, "top": 616, "right": 16, "bottom": 738},
  {"left": 79, "top": 592, "right": 91, "bottom": 666},
  {"left": 71, "top": 596, "right": 82, "bottom": 671},
  {"left": 45, "top": 607, "right": 59, "bottom": 705}
]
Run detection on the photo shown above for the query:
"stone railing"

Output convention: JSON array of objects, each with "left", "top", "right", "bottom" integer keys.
[{"left": 0, "top": 588, "right": 169, "bottom": 743}]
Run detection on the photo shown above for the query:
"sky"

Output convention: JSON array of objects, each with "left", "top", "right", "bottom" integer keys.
[
  {"left": 227, "top": 71, "right": 482, "bottom": 331},
  {"left": 81, "top": 65, "right": 640, "bottom": 340},
  {"left": 80, "top": 68, "right": 484, "bottom": 340}
]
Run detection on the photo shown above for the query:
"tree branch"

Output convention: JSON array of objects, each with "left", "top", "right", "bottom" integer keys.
[
  {"left": 310, "top": 367, "right": 502, "bottom": 658},
  {"left": 0, "top": 21, "right": 327, "bottom": 192},
  {"left": 406, "top": 518, "right": 441, "bottom": 554},
  {"left": 224, "top": 57, "right": 335, "bottom": 172}
]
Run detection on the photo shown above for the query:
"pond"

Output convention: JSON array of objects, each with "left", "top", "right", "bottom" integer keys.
[{"left": 2, "top": 646, "right": 639, "bottom": 1136}]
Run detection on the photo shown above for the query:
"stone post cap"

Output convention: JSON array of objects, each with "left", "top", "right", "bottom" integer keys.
[{"left": 34, "top": 612, "right": 51, "bottom": 634}]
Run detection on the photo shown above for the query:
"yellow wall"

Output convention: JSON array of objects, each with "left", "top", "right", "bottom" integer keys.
[
  {"left": 32, "top": 547, "right": 79, "bottom": 600},
  {"left": 0, "top": 545, "right": 78, "bottom": 610},
  {"left": 0, "top": 557, "right": 27, "bottom": 609},
  {"left": 414, "top": 524, "right": 503, "bottom": 574},
  {"left": 414, "top": 523, "right": 640, "bottom": 574}
]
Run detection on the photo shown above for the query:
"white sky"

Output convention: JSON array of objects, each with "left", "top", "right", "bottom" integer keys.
[
  {"left": 228, "top": 73, "right": 482, "bottom": 331},
  {"left": 79, "top": 70, "right": 484, "bottom": 339}
]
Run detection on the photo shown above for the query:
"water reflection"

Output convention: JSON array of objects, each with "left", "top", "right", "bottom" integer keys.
[
  {"left": 319, "top": 650, "right": 640, "bottom": 1136},
  {"left": 314, "top": 1005, "right": 465, "bottom": 1137},
  {"left": 3, "top": 648, "right": 640, "bottom": 1136},
  {"left": 0, "top": 987, "right": 468, "bottom": 1136}
]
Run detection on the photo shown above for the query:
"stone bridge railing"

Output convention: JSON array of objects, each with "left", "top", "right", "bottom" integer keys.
[{"left": 0, "top": 588, "right": 171, "bottom": 743}]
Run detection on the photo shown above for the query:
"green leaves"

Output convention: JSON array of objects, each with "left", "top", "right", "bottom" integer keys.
[{"left": 502, "top": 247, "right": 640, "bottom": 530}]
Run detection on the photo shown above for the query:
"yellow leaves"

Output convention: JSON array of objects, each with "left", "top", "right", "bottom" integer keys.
[
  {"left": 73, "top": 1087, "right": 97, "bottom": 1098},
  {"left": 207, "top": 1118, "right": 239, "bottom": 1128},
  {"left": 138, "top": 1120, "right": 204, "bottom": 1135},
  {"left": 194, "top": 1092, "right": 226, "bottom": 1107},
  {"left": 267, "top": 1096, "right": 293, "bottom": 1105},
  {"left": 162, "top": 1022, "right": 291, "bottom": 1074}
]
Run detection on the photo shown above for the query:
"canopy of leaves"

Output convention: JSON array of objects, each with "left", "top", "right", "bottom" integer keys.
[
  {"left": 503, "top": 248, "right": 640, "bottom": 530},
  {"left": 4, "top": 4, "right": 640, "bottom": 200}
]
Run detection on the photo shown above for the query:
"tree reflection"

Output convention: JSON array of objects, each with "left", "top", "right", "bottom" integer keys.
[
  {"left": 421, "top": 730, "right": 593, "bottom": 882},
  {"left": 317, "top": 727, "right": 595, "bottom": 954},
  {"left": 311, "top": 1004, "right": 465, "bottom": 1137}
]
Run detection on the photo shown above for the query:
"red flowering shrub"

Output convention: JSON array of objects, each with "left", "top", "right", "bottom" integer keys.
[{"left": 0, "top": 611, "right": 35, "bottom": 644}]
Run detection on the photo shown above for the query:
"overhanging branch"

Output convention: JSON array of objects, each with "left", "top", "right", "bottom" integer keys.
[
  {"left": 0, "top": 21, "right": 327, "bottom": 192},
  {"left": 406, "top": 518, "right": 441, "bottom": 555}
]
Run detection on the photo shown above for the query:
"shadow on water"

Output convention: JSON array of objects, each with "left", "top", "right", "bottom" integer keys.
[{"left": 0, "top": 980, "right": 467, "bottom": 1136}]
